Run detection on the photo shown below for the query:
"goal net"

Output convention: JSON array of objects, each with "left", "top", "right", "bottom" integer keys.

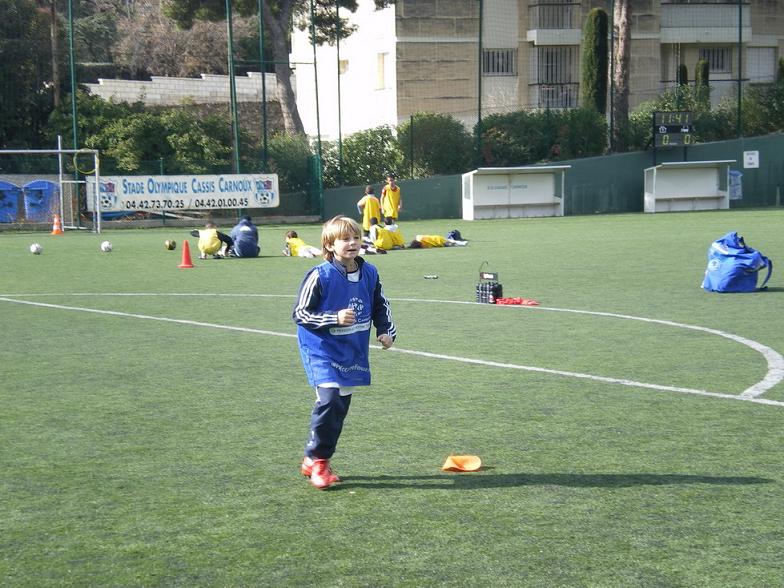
[{"left": 0, "top": 147, "right": 100, "bottom": 232}]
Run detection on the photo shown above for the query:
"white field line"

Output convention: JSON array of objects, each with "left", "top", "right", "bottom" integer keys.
[
  {"left": 0, "top": 296, "right": 296, "bottom": 339},
  {"left": 2, "top": 294, "right": 783, "bottom": 407},
  {"left": 393, "top": 297, "right": 784, "bottom": 400}
]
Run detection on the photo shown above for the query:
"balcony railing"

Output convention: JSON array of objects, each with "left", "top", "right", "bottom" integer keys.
[
  {"left": 528, "top": 2, "right": 580, "bottom": 30},
  {"left": 529, "top": 83, "right": 579, "bottom": 109},
  {"left": 661, "top": 2, "right": 750, "bottom": 28}
]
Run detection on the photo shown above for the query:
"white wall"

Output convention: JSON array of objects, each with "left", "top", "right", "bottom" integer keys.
[
  {"left": 290, "top": 0, "right": 397, "bottom": 140},
  {"left": 84, "top": 73, "right": 277, "bottom": 106}
]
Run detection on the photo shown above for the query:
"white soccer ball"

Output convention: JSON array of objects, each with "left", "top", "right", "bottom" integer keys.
[
  {"left": 30, "top": 243, "right": 42, "bottom": 255},
  {"left": 100, "top": 240, "right": 113, "bottom": 253}
]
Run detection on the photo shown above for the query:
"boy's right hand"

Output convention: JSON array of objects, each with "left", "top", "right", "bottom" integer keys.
[{"left": 337, "top": 308, "right": 356, "bottom": 326}]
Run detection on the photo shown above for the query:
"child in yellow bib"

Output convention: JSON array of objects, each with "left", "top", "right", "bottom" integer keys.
[
  {"left": 356, "top": 185, "right": 381, "bottom": 236},
  {"left": 380, "top": 174, "right": 402, "bottom": 221}
]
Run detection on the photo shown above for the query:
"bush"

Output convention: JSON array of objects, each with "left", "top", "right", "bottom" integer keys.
[
  {"left": 47, "top": 90, "right": 144, "bottom": 148},
  {"left": 87, "top": 113, "right": 172, "bottom": 172},
  {"left": 327, "top": 126, "right": 404, "bottom": 187},
  {"left": 396, "top": 112, "right": 473, "bottom": 177},
  {"left": 554, "top": 108, "right": 608, "bottom": 159},
  {"left": 267, "top": 133, "right": 314, "bottom": 193},
  {"left": 318, "top": 140, "right": 341, "bottom": 189},
  {"left": 627, "top": 87, "right": 738, "bottom": 151},
  {"left": 477, "top": 111, "right": 533, "bottom": 166},
  {"left": 477, "top": 108, "right": 606, "bottom": 166},
  {"left": 159, "top": 109, "right": 235, "bottom": 174},
  {"left": 741, "top": 82, "right": 784, "bottom": 136}
]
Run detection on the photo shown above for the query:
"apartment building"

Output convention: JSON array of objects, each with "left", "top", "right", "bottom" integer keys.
[{"left": 289, "top": 0, "right": 784, "bottom": 138}]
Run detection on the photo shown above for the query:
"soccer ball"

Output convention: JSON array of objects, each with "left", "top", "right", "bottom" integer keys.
[
  {"left": 30, "top": 243, "right": 42, "bottom": 255},
  {"left": 164, "top": 239, "right": 177, "bottom": 250},
  {"left": 100, "top": 240, "right": 113, "bottom": 253}
]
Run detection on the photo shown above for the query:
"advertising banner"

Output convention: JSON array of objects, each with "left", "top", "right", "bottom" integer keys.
[{"left": 87, "top": 174, "right": 279, "bottom": 211}]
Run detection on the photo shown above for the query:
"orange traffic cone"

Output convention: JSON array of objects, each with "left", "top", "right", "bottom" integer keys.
[
  {"left": 178, "top": 239, "right": 194, "bottom": 268},
  {"left": 51, "top": 214, "right": 64, "bottom": 235}
]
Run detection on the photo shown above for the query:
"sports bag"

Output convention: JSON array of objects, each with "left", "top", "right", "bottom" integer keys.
[{"left": 702, "top": 231, "right": 772, "bottom": 293}]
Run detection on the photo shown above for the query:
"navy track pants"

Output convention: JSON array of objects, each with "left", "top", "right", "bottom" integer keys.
[{"left": 304, "top": 386, "right": 352, "bottom": 459}]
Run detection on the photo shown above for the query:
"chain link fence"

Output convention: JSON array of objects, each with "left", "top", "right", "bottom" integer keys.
[{"left": 2, "top": 0, "right": 780, "bottom": 229}]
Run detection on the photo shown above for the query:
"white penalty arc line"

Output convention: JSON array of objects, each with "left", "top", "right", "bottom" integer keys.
[
  {"left": 388, "top": 347, "right": 784, "bottom": 407},
  {"left": 394, "top": 297, "right": 784, "bottom": 400},
  {"left": 2, "top": 295, "right": 783, "bottom": 408}
]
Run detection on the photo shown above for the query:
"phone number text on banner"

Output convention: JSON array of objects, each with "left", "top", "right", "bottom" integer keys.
[{"left": 88, "top": 174, "right": 279, "bottom": 211}]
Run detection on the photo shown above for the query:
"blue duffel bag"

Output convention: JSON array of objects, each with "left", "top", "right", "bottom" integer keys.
[{"left": 702, "top": 231, "right": 772, "bottom": 293}]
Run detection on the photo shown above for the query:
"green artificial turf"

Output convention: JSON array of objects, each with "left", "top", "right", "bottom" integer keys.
[{"left": 2, "top": 210, "right": 783, "bottom": 586}]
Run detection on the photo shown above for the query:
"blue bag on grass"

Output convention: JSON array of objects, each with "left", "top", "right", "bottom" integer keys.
[{"left": 702, "top": 231, "right": 772, "bottom": 293}]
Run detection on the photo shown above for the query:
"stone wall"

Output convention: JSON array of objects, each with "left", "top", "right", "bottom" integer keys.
[{"left": 84, "top": 72, "right": 279, "bottom": 107}]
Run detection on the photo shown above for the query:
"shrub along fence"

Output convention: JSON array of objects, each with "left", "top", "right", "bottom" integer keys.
[{"left": 322, "top": 134, "right": 784, "bottom": 220}]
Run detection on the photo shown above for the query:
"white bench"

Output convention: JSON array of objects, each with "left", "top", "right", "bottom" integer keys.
[
  {"left": 644, "top": 160, "right": 735, "bottom": 213},
  {"left": 461, "top": 165, "right": 571, "bottom": 220}
]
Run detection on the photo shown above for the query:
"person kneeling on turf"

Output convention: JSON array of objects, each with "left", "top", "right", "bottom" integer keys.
[
  {"left": 229, "top": 215, "right": 260, "bottom": 258},
  {"left": 190, "top": 222, "right": 234, "bottom": 259}
]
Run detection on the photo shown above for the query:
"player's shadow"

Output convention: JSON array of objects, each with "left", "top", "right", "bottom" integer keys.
[{"left": 340, "top": 472, "right": 773, "bottom": 490}]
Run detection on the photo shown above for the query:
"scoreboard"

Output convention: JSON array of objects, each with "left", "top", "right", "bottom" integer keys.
[{"left": 653, "top": 111, "right": 694, "bottom": 147}]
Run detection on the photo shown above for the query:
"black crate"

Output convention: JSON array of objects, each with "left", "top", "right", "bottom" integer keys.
[{"left": 475, "top": 281, "right": 503, "bottom": 304}]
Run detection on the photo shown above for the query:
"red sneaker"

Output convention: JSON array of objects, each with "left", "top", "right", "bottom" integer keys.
[
  {"left": 310, "top": 459, "right": 340, "bottom": 489},
  {"left": 301, "top": 456, "right": 341, "bottom": 481},
  {"left": 301, "top": 456, "right": 315, "bottom": 477}
]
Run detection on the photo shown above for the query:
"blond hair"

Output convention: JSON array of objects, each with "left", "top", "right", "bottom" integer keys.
[{"left": 321, "top": 215, "right": 360, "bottom": 261}]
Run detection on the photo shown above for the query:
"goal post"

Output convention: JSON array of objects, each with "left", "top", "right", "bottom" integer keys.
[{"left": 0, "top": 146, "right": 101, "bottom": 232}]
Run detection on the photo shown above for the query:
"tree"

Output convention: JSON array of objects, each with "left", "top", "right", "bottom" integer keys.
[
  {"left": 611, "top": 0, "right": 631, "bottom": 151},
  {"left": 74, "top": 2, "right": 119, "bottom": 64},
  {"left": 675, "top": 63, "right": 689, "bottom": 108},
  {"left": 113, "top": 13, "right": 256, "bottom": 78},
  {"left": 695, "top": 58, "right": 710, "bottom": 109},
  {"left": 677, "top": 63, "right": 688, "bottom": 87},
  {"left": 0, "top": 0, "right": 53, "bottom": 147},
  {"left": 579, "top": 8, "right": 608, "bottom": 115},
  {"left": 163, "top": 0, "right": 393, "bottom": 134},
  {"left": 40, "top": 0, "right": 62, "bottom": 107}
]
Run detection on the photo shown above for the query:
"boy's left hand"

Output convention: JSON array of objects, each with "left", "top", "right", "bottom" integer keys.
[{"left": 377, "top": 334, "right": 393, "bottom": 349}]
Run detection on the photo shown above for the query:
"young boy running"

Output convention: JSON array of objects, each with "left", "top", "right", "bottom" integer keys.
[{"left": 292, "top": 216, "right": 396, "bottom": 489}]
